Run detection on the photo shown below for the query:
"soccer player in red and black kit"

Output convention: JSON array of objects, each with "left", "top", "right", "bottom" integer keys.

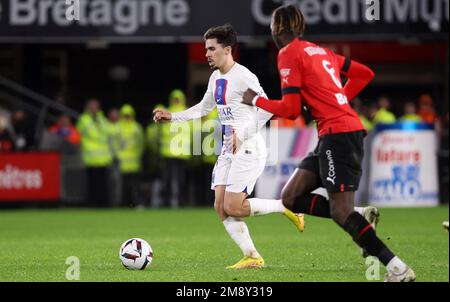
[{"left": 242, "top": 5, "right": 415, "bottom": 282}]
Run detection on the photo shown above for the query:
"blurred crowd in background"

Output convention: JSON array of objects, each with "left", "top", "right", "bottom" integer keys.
[
  {"left": 0, "top": 89, "right": 216, "bottom": 207},
  {"left": 0, "top": 88, "right": 448, "bottom": 207}
]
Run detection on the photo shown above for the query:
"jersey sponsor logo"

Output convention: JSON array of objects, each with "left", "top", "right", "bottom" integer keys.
[
  {"left": 280, "top": 68, "right": 291, "bottom": 85},
  {"left": 215, "top": 79, "right": 228, "bottom": 105},
  {"left": 335, "top": 93, "right": 349, "bottom": 105},
  {"left": 326, "top": 149, "right": 336, "bottom": 185},
  {"left": 218, "top": 106, "right": 234, "bottom": 121},
  {"left": 304, "top": 46, "right": 327, "bottom": 57}
]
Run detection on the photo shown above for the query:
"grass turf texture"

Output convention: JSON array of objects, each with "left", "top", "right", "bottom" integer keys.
[{"left": 0, "top": 207, "right": 448, "bottom": 282}]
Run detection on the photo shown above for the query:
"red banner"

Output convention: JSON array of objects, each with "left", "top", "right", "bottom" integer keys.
[{"left": 0, "top": 153, "right": 60, "bottom": 202}]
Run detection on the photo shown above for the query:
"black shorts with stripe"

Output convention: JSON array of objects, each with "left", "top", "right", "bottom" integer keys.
[{"left": 299, "top": 130, "right": 365, "bottom": 193}]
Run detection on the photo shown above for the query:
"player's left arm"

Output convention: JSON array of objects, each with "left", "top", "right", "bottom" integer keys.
[{"left": 337, "top": 55, "right": 375, "bottom": 101}]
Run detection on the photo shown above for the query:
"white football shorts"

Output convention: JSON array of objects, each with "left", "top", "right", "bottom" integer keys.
[{"left": 210, "top": 154, "right": 266, "bottom": 194}]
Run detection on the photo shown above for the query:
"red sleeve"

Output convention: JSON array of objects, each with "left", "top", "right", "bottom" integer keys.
[
  {"left": 255, "top": 94, "right": 302, "bottom": 120},
  {"left": 254, "top": 49, "right": 302, "bottom": 120},
  {"left": 336, "top": 55, "right": 375, "bottom": 101}
]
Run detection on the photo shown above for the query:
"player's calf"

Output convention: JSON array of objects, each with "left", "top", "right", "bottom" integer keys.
[
  {"left": 288, "top": 193, "right": 331, "bottom": 218},
  {"left": 341, "top": 211, "right": 415, "bottom": 281},
  {"left": 329, "top": 196, "right": 354, "bottom": 227}
]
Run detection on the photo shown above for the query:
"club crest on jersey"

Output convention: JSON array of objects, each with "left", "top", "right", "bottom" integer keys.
[
  {"left": 215, "top": 79, "right": 228, "bottom": 105},
  {"left": 280, "top": 68, "right": 291, "bottom": 85}
]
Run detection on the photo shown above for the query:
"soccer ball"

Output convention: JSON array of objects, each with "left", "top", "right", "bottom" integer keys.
[{"left": 119, "top": 238, "right": 153, "bottom": 270}]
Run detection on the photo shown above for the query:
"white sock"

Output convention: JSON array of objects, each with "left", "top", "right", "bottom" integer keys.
[
  {"left": 247, "top": 198, "right": 285, "bottom": 216},
  {"left": 223, "top": 217, "right": 261, "bottom": 258},
  {"left": 386, "top": 256, "right": 407, "bottom": 273},
  {"left": 354, "top": 207, "right": 365, "bottom": 216}
]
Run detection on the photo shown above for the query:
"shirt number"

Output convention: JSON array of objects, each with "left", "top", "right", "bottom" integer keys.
[{"left": 322, "top": 60, "right": 348, "bottom": 105}]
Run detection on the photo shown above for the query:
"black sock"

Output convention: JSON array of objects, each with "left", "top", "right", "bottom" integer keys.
[
  {"left": 291, "top": 194, "right": 331, "bottom": 218},
  {"left": 343, "top": 212, "right": 395, "bottom": 266}
]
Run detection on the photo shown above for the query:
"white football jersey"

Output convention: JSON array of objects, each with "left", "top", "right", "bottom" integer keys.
[{"left": 171, "top": 63, "right": 273, "bottom": 158}]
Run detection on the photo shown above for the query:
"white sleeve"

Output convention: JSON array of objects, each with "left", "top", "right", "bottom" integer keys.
[
  {"left": 236, "top": 72, "right": 273, "bottom": 142},
  {"left": 171, "top": 77, "right": 216, "bottom": 122}
]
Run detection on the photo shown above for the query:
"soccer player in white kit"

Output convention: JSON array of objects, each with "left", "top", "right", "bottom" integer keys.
[{"left": 153, "top": 24, "right": 305, "bottom": 269}]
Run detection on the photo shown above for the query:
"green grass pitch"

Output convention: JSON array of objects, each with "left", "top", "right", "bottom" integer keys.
[{"left": 0, "top": 206, "right": 448, "bottom": 282}]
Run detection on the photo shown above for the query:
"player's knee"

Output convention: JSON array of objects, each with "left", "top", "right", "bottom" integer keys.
[
  {"left": 223, "top": 200, "right": 243, "bottom": 217},
  {"left": 281, "top": 183, "right": 308, "bottom": 211},
  {"left": 223, "top": 202, "right": 236, "bottom": 217}
]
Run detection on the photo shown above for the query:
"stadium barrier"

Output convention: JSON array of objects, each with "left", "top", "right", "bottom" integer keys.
[
  {"left": 0, "top": 152, "right": 60, "bottom": 202},
  {"left": 0, "top": 132, "right": 88, "bottom": 203}
]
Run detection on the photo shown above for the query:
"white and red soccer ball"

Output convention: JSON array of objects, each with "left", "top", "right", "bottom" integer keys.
[{"left": 119, "top": 238, "right": 153, "bottom": 270}]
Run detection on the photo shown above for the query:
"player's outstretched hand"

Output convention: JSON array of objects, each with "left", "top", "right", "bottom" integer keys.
[
  {"left": 153, "top": 108, "right": 172, "bottom": 123},
  {"left": 242, "top": 89, "right": 258, "bottom": 106}
]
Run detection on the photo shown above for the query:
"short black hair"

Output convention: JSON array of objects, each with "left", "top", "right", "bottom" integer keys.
[
  {"left": 272, "top": 5, "right": 305, "bottom": 37},
  {"left": 203, "top": 24, "right": 237, "bottom": 49}
]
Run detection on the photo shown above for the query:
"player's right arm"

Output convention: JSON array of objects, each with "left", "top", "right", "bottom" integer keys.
[
  {"left": 153, "top": 76, "right": 216, "bottom": 123},
  {"left": 152, "top": 108, "right": 172, "bottom": 123},
  {"left": 242, "top": 50, "right": 302, "bottom": 120}
]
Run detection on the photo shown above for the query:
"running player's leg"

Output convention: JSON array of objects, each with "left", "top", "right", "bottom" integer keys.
[
  {"left": 282, "top": 157, "right": 380, "bottom": 227},
  {"left": 329, "top": 191, "right": 415, "bottom": 281},
  {"left": 222, "top": 155, "right": 305, "bottom": 232},
  {"left": 212, "top": 159, "right": 263, "bottom": 268},
  {"left": 321, "top": 131, "right": 414, "bottom": 282},
  {"left": 281, "top": 167, "right": 331, "bottom": 218},
  {"left": 220, "top": 189, "right": 264, "bottom": 269},
  {"left": 281, "top": 149, "right": 334, "bottom": 218}
]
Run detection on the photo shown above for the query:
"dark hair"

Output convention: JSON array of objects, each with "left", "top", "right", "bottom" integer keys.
[
  {"left": 271, "top": 5, "right": 305, "bottom": 37},
  {"left": 203, "top": 24, "right": 237, "bottom": 49}
]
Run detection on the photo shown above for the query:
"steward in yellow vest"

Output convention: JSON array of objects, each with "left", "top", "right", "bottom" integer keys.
[{"left": 76, "top": 99, "right": 112, "bottom": 206}]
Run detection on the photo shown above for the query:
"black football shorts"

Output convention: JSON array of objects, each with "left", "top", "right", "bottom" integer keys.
[{"left": 299, "top": 130, "right": 365, "bottom": 193}]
